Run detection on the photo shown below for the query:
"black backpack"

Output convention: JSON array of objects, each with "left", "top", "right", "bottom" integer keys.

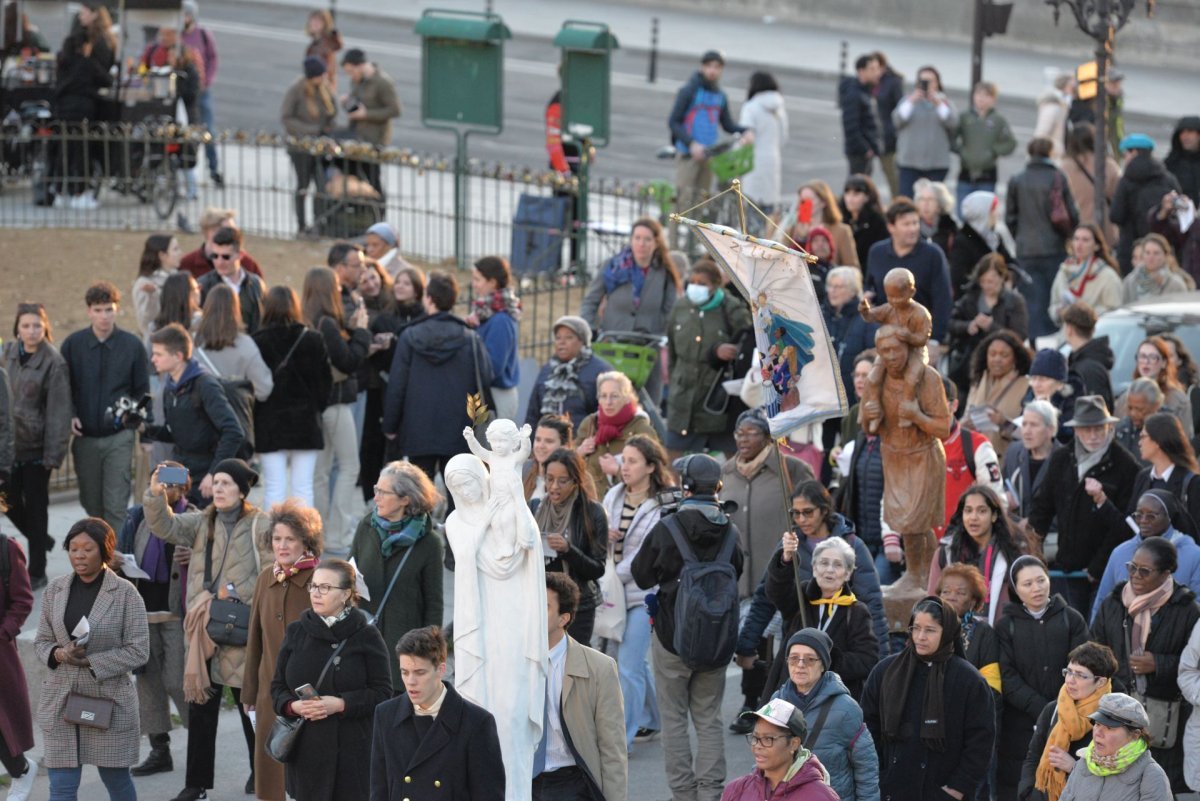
[{"left": 662, "top": 513, "right": 739, "bottom": 672}]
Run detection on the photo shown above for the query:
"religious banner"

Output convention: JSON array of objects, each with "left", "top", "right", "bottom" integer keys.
[{"left": 681, "top": 218, "right": 848, "bottom": 438}]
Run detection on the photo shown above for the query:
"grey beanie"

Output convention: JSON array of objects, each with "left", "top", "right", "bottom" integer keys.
[
  {"left": 786, "top": 628, "right": 834, "bottom": 670},
  {"left": 182, "top": 0, "right": 199, "bottom": 19},
  {"left": 553, "top": 315, "right": 592, "bottom": 348}
]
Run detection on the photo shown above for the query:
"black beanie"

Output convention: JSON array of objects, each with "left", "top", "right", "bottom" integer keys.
[
  {"left": 786, "top": 628, "right": 834, "bottom": 670},
  {"left": 211, "top": 458, "right": 258, "bottom": 497}
]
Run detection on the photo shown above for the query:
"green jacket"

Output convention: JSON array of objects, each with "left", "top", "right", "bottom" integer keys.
[
  {"left": 666, "top": 291, "right": 753, "bottom": 436},
  {"left": 349, "top": 513, "right": 443, "bottom": 690},
  {"left": 954, "top": 109, "right": 1017, "bottom": 178},
  {"left": 349, "top": 66, "right": 401, "bottom": 146}
]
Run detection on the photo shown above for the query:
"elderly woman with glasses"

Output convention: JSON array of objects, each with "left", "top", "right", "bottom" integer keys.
[
  {"left": 575, "top": 370, "right": 658, "bottom": 496},
  {"left": 271, "top": 558, "right": 392, "bottom": 801},
  {"left": 1090, "top": 536, "right": 1200, "bottom": 794},
  {"left": 768, "top": 628, "right": 879, "bottom": 801},
  {"left": 349, "top": 461, "right": 443, "bottom": 690},
  {"left": 1055, "top": 693, "right": 1171, "bottom": 801},
  {"left": 1018, "top": 642, "right": 1119, "bottom": 801}
]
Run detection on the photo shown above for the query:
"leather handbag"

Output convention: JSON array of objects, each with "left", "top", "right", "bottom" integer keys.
[
  {"left": 1133, "top": 691, "right": 1184, "bottom": 750},
  {"left": 64, "top": 692, "right": 114, "bottom": 729},
  {"left": 1049, "top": 170, "right": 1074, "bottom": 237},
  {"left": 203, "top": 534, "right": 250, "bottom": 647}
]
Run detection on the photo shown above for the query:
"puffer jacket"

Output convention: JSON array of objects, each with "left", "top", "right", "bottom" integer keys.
[
  {"left": 772, "top": 671, "right": 880, "bottom": 801},
  {"left": 0, "top": 341, "right": 71, "bottom": 466},
  {"left": 720, "top": 754, "right": 839, "bottom": 801},
  {"left": 1176, "top": 618, "right": 1200, "bottom": 791},
  {"left": 1057, "top": 750, "right": 1171, "bottom": 801},
  {"left": 603, "top": 484, "right": 663, "bottom": 611},
  {"left": 665, "top": 289, "right": 753, "bottom": 436},
  {"left": 142, "top": 488, "right": 272, "bottom": 687}
]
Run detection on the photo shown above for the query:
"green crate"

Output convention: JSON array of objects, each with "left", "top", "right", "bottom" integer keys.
[
  {"left": 591, "top": 341, "right": 659, "bottom": 389},
  {"left": 708, "top": 144, "right": 754, "bottom": 183}
]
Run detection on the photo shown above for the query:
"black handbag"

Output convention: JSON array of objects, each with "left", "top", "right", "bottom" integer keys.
[
  {"left": 265, "top": 545, "right": 415, "bottom": 763},
  {"left": 204, "top": 533, "right": 250, "bottom": 647}
]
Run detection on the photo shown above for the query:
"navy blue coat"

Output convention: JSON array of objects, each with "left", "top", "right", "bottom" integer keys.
[
  {"left": 383, "top": 312, "right": 493, "bottom": 459},
  {"left": 864, "top": 238, "right": 954, "bottom": 342},
  {"left": 523, "top": 352, "right": 614, "bottom": 433},
  {"left": 824, "top": 299, "right": 877, "bottom": 406}
]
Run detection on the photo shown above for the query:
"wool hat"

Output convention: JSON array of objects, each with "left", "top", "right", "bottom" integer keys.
[
  {"left": 786, "top": 628, "right": 834, "bottom": 670},
  {"left": 735, "top": 408, "right": 771, "bottom": 437},
  {"left": 552, "top": 315, "right": 592, "bottom": 348},
  {"left": 1064, "top": 395, "right": 1119, "bottom": 427},
  {"left": 805, "top": 226, "right": 836, "bottom": 262},
  {"left": 1089, "top": 692, "right": 1150, "bottom": 731},
  {"left": 365, "top": 221, "right": 397, "bottom": 247},
  {"left": 1119, "top": 133, "right": 1155, "bottom": 153},
  {"left": 211, "top": 458, "right": 259, "bottom": 497},
  {"left": 739, "top": 699, "right": 807, "bottom": 741},
  {"left": 1030, "top": 349, "right": 1068, "bottom": 381},
  {"left": 303, "top": 56, "right": 326, "bottom": 80},
  {"left": 341, "top": 48, "right": 367, "bottom": 66},
  {"left": 182, "top": 0, "right": 199, "bottom": 19}
]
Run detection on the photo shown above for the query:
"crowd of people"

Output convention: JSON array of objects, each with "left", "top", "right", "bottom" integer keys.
[{"left": 3, "top": 9, "right": 1200, "bottom": 801}]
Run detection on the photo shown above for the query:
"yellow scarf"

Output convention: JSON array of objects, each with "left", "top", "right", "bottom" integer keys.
[
  {"left": 811, "top": 588, "right": 857, "bottom": 607},
  {"left": 1035, "top": 679, "right": 1111, "bottom": 801}
]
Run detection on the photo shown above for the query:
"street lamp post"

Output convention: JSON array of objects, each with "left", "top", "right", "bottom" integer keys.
[{"left": 1044, "top": 0, "right": 1155, "bottom": 227}]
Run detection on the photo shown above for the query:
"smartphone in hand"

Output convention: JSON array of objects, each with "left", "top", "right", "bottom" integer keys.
[{"left": 295, "top": 684, "right": 320, "bottom": 701}]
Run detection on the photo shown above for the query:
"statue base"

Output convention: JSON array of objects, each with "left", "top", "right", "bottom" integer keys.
[{"left": 882, "top": 530, "right": 937, "bottom": 633}]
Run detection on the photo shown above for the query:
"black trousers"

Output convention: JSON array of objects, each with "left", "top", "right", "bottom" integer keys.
[
  {"left": 0, "top": 732, "right": 28, "bottom": 776},
  {"left": 6, "top": 463, "right": 51, "bottom": 579},
  {"left": 185, "top": 680, "right": 254, "bottom": 789},
  {"left": 409, "top": 454, "right": 457, "bottom": 514},
  {"left": 359, "top": 386, "right": 387, "bottom": 503},
  {"left": 846, "top": 152, "right": 873, "bottom": 178},
  {"left": 290, "top": 150, "right": 323, "bottom": 231},
  {"left": 532, "top": 765, "right": 595, "bottom": 801},
  {"left": 567, "top": 604, "right": 595, "bottom": 646}
]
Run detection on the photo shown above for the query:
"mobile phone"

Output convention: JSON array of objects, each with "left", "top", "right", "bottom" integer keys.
[
  {"left": 295, "top": 684, "right": 319, "bottom": 700},
  {"left": 797, "top": 198, "right": 814, "bottom": 225},
  {"left": 917, "top": 78, "right": 930, "bottom": 93},
  {"left": 158, "top": 465, "right": 189, "bottom": 487}
]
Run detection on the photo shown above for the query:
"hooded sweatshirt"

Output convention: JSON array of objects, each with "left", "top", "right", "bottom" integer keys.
[
  {"left": 1166, "top": 115, "right": 1200, "bottom": 205},
  {"left": 1111, "top": 151, "right": 1183, "bottom": 271}
]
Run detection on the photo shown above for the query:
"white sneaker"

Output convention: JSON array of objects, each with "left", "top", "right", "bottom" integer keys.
[
  {"left": 52, "top": 194, "right": 65, "bottom": 209},
  {"left": 72, "top": 192, "right": 98, "bottom": 210},
  {"left": 7, "top": 757, "right": 36, "bottom": 801}
]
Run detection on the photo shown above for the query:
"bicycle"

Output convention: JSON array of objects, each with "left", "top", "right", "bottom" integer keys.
[{"left": 652, "top": 138, "right": 755, "bottom": 255}]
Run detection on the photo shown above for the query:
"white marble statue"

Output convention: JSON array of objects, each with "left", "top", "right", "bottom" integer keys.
[{"left": 444, "top": 442, "right": 547, "bottom": 801}]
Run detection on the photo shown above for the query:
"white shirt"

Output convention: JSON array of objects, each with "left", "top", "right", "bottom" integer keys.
[
  {"left": 220, "top": 269, "right": 246, "bottom": 291},
  {"left": 544, "top": 635, "right": 575, "bottom": 772},
  {"left": 1152, "top": 464, "right": 1176, "bottom": 483}
]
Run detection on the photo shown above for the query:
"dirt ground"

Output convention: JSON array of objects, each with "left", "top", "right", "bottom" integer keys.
[{"left": 0, "top": 229, "right": 336, "bottom": 335}]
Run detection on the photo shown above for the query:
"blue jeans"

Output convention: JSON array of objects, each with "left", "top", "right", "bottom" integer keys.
[
  {"left": 197, "top": 89, "right": 218, "bottom": 175},
  {"left": 898, "top": 166, "right": 949, "bottom": 200},
  {"left": 955, "top": 179, "right": 996, "bottom": 217},
  {"left": 618, "top": 604, "right": 660, "bottom": 748},
  {"left": 1019, "top": 254, "right": 1063, "bottom": 340},
  {"left": 49, "top": 766, "right": 137, "bottom": 801},
  {"left": 875, "top": 550, "right": 904, "bottom": 585}
]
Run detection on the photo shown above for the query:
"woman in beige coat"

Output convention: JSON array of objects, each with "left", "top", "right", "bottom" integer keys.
[
  {"left": 144, "top": 458, "right": 272, "bottom": 799},
  {"left": 34, "top": 517, "right": 149, "bottom": 800},
  {"left": 242, "top": 500, "right": 323, "bottom": 801},
  {"left": 1061, "top": 123, "right": 1120, "bottom": 247}
]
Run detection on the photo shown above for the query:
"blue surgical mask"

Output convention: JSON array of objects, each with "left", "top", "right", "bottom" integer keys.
[{"left": 686, "top": 283, "right": 711, "bottom": 305}]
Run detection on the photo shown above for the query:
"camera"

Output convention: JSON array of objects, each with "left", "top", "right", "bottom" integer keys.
[
  {"left": 1175, "top": 196, "right": 1190, "bottom": 212},
  {"left": 104, "top": 394, "right": 152, "bottom": 431},
  {"left": 342, "top": 97, "right": 362, "bottom": 114},
  {"left": 917, "top": 78, "right": 930, "bottom": 93},
  {"left": 656, "top": 487, "right": 685, "bottom": 516}
]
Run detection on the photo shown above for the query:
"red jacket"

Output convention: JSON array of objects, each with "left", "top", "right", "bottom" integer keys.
[
  {"left": 720, "top": 757, "right": 839, "bottom": 801},
  {"left": 180, "top": 245, "right": 264, "bottom": 279}
]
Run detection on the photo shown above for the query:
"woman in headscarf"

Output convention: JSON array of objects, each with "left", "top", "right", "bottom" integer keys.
[
  {"left": 575, "top": 371, "right": 658, "bottom": 496},
  {"left": 1018, "top": 642, "right": 1119, "bottom": 801},
  {"left": 1090, "top": 536, "right": 1200, "bottom": 793},
  {"left": 996, "top": 556, "right": 1089, "bottom": 801},
  {"left": 963, "top": 328, "right": 1032, "bottom": 460},
  {"left": 947, "top": 254, "right": 1029, "bottom": 399},
  {"left": 951, "top": 191, "right": 1014, "bottom": 293},
  {"left": 861, "top": 596, "right": 997, "bottom": 801},
  {"left": 1055, "top": 693, "right": 1171, "bottom": 800}
]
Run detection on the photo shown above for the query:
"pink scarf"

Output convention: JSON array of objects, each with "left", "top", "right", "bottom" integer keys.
[{"left": 1122, "top": 577, "right": 1174, "bottom": 653}]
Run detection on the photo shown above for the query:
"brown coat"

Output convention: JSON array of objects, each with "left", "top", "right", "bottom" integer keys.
[
  {"left": 559, "top": 637, "right": 628, "bottom": 801},
  {"left": 0, "top": 537, "right": 33, "bottom": 757},
  {"left": 33, "top": 569, "right": 149, "bottom": 768},
  {"left": 1062, "top": 153, "right": 1121, "bottom": 248},
  {"left": 143, "top": 489, "right": 271, "bottom": 687},
  {"left": 575, "top": 411, "right": 658, "bottom": 497},
  {"left": 243, "top": 565, "right": 315, "bottom": 801}
]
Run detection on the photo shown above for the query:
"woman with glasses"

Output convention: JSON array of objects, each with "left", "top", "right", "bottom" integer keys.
[
  {"left": 995, "top": 556, "right": 1089, "bottom": 801},
  {"left": 575, "top": 371, "right": 658, "bottom": 496},
  {"left": 1092, "top": 487, "right": 1200, "bottom": 625},
  {"left": 1018, "top": 642, "right": 1118, "bottom": 801},
  {"left": 242, "top": 500, "right": 323, "bottom": 801},
  {"left": 270, "top": 558, "right": 392, "bottom": 801},
  {"left": 348, "top": 461, "right": 443, "bottom": 691},
  {"left": 533, "top": 448, "right": 607, "bottom": 643},
  {"left": 862, "top": 595, "right": 997, "bottom": 801},
  {"left": 1090, "top": 536, "right": 1200, "bottom": 793},
  {"left": 1118, "top": 337, "right": 1194, "bottom": 438},
  {"left": 768, "top": 626, "right": 879, "bottom": 801},
  {"left": 766, "top": 535, "right": 880, "bottom": 699},
  {"left": 721, "top": 698, "right": 839, "bottom": 801}
]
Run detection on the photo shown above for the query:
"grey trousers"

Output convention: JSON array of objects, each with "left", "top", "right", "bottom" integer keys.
[
  {"left": 651, "top": 637, "right": 727, "bottom": 801},
  {"left": 72, "top": 428, "right": 134, "bottom": 533},
  {"left": 671, "top": 157, "right": 715, "bottom": 250},
  {"left": 137, "top": 619, "right": 189, "bottom": 736}
]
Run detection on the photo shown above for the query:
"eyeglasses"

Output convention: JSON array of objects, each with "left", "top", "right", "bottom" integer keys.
[
  {"left": 306, "top": 582, "right": 349, "bottom": 596},
  {"left": 1131, "top": 510, "right": 1164, "bottom": 521},
  {"left": 1137, "top": 352, "right": 1163, "bottom": 363},
  {"left": 1062, "top": 668, "right": 1097, "bottom": 682},
  {"left": 745, "top": 733, "right": 792, "bottom": 748},
  {"left": 372, "top": 485, "right": 398, "bottom": 496},
  {"left": 787, "top": 656, "right": 823, "bottom": 668},
  {"left": 1125, "top": 562, "right": 1164, "bottom": 579},
  {"left": 790, "top": 507, "right": 820, "bottom": 519}
]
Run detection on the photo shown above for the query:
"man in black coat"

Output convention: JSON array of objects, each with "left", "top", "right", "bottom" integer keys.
[
  {"left": 197, "top": 226, "right": 265, "bottom": 334},
  {"left": 1027, "top": 396, "right": 1140, "bottom": 617},
  {"left": 1111, "top": 134, "right": 1182, "bottom": 272},
  {"left": 839, "top": 53, "right": 882, "bottom": 177},
  {"left": 1061, "top": 301, "right": 1115, "bottom": 413},
  {"left": 370, "top": 626, "right": 504, "bottom": 801},
  {"left": 143, "top": 324, "right": 244, "bottom": 506}
]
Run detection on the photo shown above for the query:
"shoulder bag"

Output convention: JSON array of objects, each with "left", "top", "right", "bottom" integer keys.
[
  {"left": 1123, "top": 620, "right": 1184, "bottom": 749},
  {"left": 195, "top": 346, "right": 256, "bottom": 459},
  {"left": 1049, "top": 170, "right": 1074, "bottom": 237},
  {"left": 266, "top": 544, "right": 416, "bottom": 762},
  {"left": 64, "top": 691, "right": 115, "bottom": 729},
  {"left": 204, "top": 527, "right": 251, "bottom": 647}
]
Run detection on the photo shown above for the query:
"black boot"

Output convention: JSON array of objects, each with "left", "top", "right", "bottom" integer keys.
[{"left": 131, "top": 732, "right": 173, "bottom": 776}]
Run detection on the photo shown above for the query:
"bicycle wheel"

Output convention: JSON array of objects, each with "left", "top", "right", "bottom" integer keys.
[{"left": 151, "top": 156, "right": 177, "bottom": 219}]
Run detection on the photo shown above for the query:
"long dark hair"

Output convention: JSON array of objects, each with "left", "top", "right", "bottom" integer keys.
[
  {"left": 790, "top": 480, "right": 834, "bottom": 532},
  {"left": 1143, "top": 412, "right": 1200, "bottom": 473},
  {"left": 154, "top": 272, "right": 197, "bottom": 331},
  {"left": 1161, "top": 332, "right": 1199, "bottom": 387},
  {"left": 842, "top": 174, "right": 883, "bottom": 215},
  {"left": 138, "top": 235, "right": 173, "bottom": 278},
  {"left": 543, "top": 447, "right": 599, "bottom": 548},
  {"left": 13, "top": 301, "right": 53, "bottom": 344},
  {"left": 622, "top": 434, "right": 673, "bottom": 496},
  {"left": 944, "top": 485, "right": 1026, "bottom": 566},
  {"left": 195, "top": 283, "right": 241, "bottom": 350},
  {"left": 747, "top": 70, "right": 779, "bottom": 100},
  {"left": 630, "top": 217, "right": 681, "bottom": 291}
]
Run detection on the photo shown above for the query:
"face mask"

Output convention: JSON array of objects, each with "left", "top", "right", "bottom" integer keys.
[{"left": 686, "top": 284, "right": 711, "bottom": 305}]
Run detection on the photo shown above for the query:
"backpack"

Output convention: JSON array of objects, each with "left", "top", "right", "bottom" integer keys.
[
  {"left": 194, "top": 348, "right": 254, "bottom": 460},
  {"left": 661, "top": 512, "right": 739, "bottom": 671}
]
